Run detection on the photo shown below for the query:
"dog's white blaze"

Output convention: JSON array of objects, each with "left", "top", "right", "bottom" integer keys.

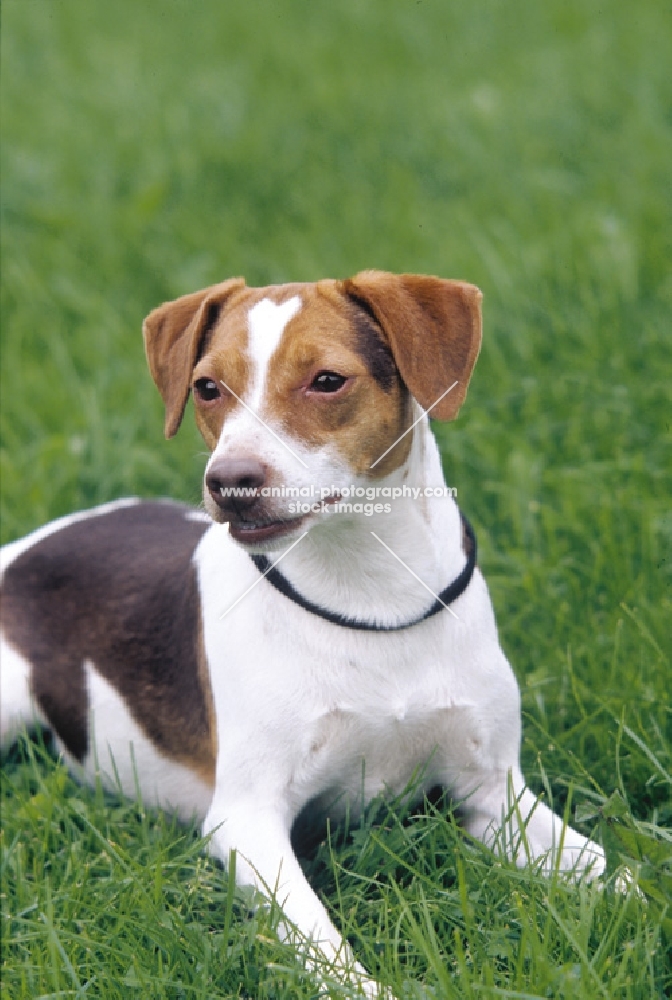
[{"left": 246, "top": 296, "right": 301, "bottom": 411}]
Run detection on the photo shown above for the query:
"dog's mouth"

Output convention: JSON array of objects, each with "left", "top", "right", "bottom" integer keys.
[
  {"left": 207, "top": 490, "right": 343, "bottom": 546},
  {"left": 228, "top": 515, "right": 307, "bottom": 545}
]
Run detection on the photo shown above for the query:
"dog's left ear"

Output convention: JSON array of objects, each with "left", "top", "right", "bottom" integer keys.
[
  {"left": 342, "top": 271, "right": 482, "bottom": 420},
  {"left": 143, "top": 278, "right": 246, "bottom": 438}
]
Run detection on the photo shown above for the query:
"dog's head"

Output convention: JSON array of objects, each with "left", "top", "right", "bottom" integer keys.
[{"left": 143, "top": 271, "right": 482, "bottom": 548}]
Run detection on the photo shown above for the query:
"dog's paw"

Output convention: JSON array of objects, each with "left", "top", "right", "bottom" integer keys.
[
  {"left": 557, "top": 838, "right": 607, "bottom": 881},
  {"left": 304, "top": 943, "right": 393, "bottom": 999},
  {"left": 319, "top": 960, "right": 393, "bottom": 999},
  {"left": 611, "top": 865, "right": 646, "bottom": 899}
]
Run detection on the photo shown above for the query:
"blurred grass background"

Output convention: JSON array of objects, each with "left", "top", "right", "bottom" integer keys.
[{"left": 1, "top": 0, "right": 670, "bottom": 997}]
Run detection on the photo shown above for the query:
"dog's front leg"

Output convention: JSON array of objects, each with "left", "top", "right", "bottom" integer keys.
[
  {"left": 203, "top": 799, "right": 383, "bottom": 997},
  {"left": 459, "top": 766, "right": 606, "bottom": 879}
]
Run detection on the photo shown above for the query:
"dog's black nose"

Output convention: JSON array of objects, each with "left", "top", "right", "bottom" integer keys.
[{"left": 205, "top": 456, "right": 267, "bottom": 511}]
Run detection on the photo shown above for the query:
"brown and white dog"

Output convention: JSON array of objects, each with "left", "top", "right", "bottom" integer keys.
[{"left": 0, "top": 272, "right": 605, "bottom": 995}]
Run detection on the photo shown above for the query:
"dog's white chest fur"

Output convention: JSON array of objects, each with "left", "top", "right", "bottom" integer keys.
[
  {"left": 296, "top": 699, "right": 480, "bottom": 812},
  {"left": 195, "top": 523, "right": 515, "bottom": 830}
]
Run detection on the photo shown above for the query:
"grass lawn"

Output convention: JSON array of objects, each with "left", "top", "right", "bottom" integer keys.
[{"left": 1, "top": 0, "right": 670, "bottom": 996}]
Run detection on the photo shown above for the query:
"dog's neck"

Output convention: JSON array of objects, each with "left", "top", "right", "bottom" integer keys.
[{"left": 260, "top": 414, "right": 464, "bottom": 623}]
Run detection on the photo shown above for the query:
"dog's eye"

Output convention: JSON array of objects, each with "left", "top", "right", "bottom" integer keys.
[
  {"left": 193, "top": 378, "right": 221, "bottom": 402},
  {"left": 309, "top": 371, "right": 347, "bottom": 393}
]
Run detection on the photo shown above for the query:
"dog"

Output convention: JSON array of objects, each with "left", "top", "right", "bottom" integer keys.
[{"left": 0, "top": 271, "right": 606, "bottom": 995}]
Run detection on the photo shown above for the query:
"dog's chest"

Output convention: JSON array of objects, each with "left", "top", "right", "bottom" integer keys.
[
  {"left": 286, "top": 670, "right": 483, "bottom": 816},
  {"left": 199, "top": 531, "right": 491, "bottom": 817}
]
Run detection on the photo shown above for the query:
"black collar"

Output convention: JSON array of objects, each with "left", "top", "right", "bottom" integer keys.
[{"left": 249, "top": 511, "right": 477, "bottom": 632}]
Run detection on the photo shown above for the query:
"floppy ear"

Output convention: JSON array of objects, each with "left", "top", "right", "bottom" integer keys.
[
  {"left": 143, "top": 278, "right": 246, "bottom": 437},
  {"left": 342, "top": 270, "right": 482, "bottom": 420}
]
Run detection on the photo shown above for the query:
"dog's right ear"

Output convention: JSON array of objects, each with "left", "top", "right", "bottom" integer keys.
[{"left": 143, "top": 278, "right": 246, "bottom": 438}]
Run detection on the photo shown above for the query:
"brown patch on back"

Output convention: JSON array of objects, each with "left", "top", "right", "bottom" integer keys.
[
  {"left": 1, "top": 502, "right": 214, "bottom": 783},
  {"left": 195, "top": 611, "right": 218, "bottom": 782}
]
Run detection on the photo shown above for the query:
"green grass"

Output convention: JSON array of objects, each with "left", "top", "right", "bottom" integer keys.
[{"left": 1, "top": 0, "right": 670, "bottom": 996}]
